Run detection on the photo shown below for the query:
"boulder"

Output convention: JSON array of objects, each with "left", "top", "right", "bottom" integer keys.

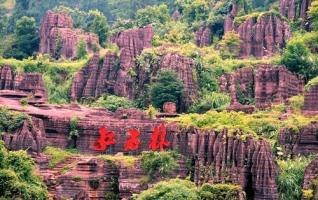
[{"left": 39, "top": 10, "right": 100, "bottom": 59}]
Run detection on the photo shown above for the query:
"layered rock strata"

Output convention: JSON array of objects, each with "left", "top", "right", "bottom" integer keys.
[
  {"left": 302, "top": 156, "right": 318, "bottom": 200},
  {"left": 0, "top": 65, "right": 48, "bottom": 104},
  {"left": 220, "top": 65, "right": 303, "bottom": 110},
  {"left": 39, "top": 10, "right": 100, "bottom": 59},
  {"left": 236, "top": 13, "right": 291, "bottom": 58},
  {"left": 303, "top": 83, "right": 318, "bottom": 115},
  {"left": 0, "top": 95, "right": 279, "bottom": 200}
]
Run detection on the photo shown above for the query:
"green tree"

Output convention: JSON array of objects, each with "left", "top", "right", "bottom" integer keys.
[
  {"left": 86, "top": 10, "right": 109, "bottom": 46},
  {"left": 76, "top": 38, "right": 87, "bottom": 59},
  {"left": 309, "top": 0, "right": 318, "bottom": 31},
  {"left": 219, "top": 31, "right": 241, "bottom": 59},
  {"left": 136, "top": 4, "right": 170, "bottom": 27},
  {"left": 150, "top": 70, "right": 184, "bottom": 111},
  {"left": 281, "top": 40, "right": 317, "bottom": 81},
  {"left": 4, "top": 16, "right": 38, "bottom": 59}
]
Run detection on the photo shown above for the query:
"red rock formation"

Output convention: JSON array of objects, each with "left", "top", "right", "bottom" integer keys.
[
  {"left": 255, "top": 64, "right": 303, "bottom": 109},
  {"left": 280, "top": 122, "right": 318, "bottom": 155},
  {"left": 39, "top": 10, "right": 100, "bottom": 59},
  {"left": 303, "top": 82, "right": 318, "bottom": 115},
  {"left": 0, "top": 65, "right": 48, "bottom": 104},
  {"left": 236, "top": 13, "right": 291, "bottom": 58},
  {"left": 301, "top": 0, "right": 312, "bottom": 29},
  {"left": 224, "top": 3, "right": 240, "bottom": 33},
  {"left": 163, "top": 102, "right": 177, "bottom": 114},
  {"left": 220, "top": 65, "right": 303, "bottom": 109},
  {"left": 280, "top": 0, "right": 297, "bottom": 20},
  {"left": 195, "top": 26, "right": 212, "bottom": 47}
]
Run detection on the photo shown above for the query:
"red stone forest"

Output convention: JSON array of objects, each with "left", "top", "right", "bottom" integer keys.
[{"left": 1, "top": 0, "right": 318, "bottom": 199}]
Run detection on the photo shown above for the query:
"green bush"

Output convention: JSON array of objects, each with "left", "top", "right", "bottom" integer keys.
[
  {"left": 289, "top": 95, "right": 305, "bottom": 112},
  {"left": 135, "top": 178, "right": 200, "bottom": 200},
  {"left": 0, "top": 107, "right": 30, "bottom": 133},
  {"left": 76, "top": 38, "right": 87, "bottom": 59},
  {"left": 190, "top": 92, "right": 230, "bottom": 113},
  {"left": 0, "top": 141, "right": 48, "bottom": 199},
  {"left": 278, "top": 156, "right": 314, "bottom": 200},
  {"left": 219, "top": 31, "right": 241, "bottom": 59},
  {"left": 43, "top": 146, "right": 74, "bottom": 168},
  {"left": 69, "top": 116, "right": 80, "bottom": 148},
  {"left": 140, "top": 151, "right": 180, "bottom": 178},
  {"left": 199, "top": 183, "right": 244, "bottom": 200},
  {"left": 92, "top": 94, "right": 136, "bottom": 112}
]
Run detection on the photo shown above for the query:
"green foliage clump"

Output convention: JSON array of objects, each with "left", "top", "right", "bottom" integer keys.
[
  {"left": 140, "top": 151, "right": 180, "bottom": 178},
  {"left": 305, "top": 76, "right": 318, "bottom": 91},
  {"left": 135, "top": 178, "right": 200, "bottom": 200},
  {"left": 44, "top": 146, "right": 74, "bottom": 168},
  {"left": 136, "top": 4, "right": 170, "bottom": 27},
  {"left": 92, "top": 94, "right": 136, "bottom": 112},
  {"left": 3, "top": 16, "right": 39, "bottom": 60},
  {"left": 69, "top": 116, "right": 80, "bottom": 148},
  {"left": 289, "top": 95, "right": 305, "bottom": 112},
  {"left": 0, "top": 141, "right": 48, "bottom": 199},
  {"left": 190, "top": 92, "right": 230, "bottom": 113},
  {"left": 199, "top": 183, "right": 244, "bottom": 200},
  {"left": 0, "top": 106, "right": 31, "bottom": 133},
  {"left": 278, "top": 156, "right": 314, "bottom": 200},
  {"left": 76, "top": 38, "right": 87, "bottom": 59},
  {"left": 150, "top": 70, "right": 184, "bottom": 111},
  {"left": 219, "top": 31, "right": 241, "bottom": 59},
  {"left": 309, "top": 0, "right": 318, "bottom": 31}
]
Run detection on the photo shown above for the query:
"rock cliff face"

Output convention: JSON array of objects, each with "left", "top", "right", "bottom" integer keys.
[
  {"left": 224, "top": 3, "right": 240, "bottom": 33},
  {"left": 236, "top": 13, "right": 291, "bottom": 58},
  {"left": 195, "top": 26, "right": 212, "bottom": 47},
  {"left": 0, "top": 65, "right": 48, "bottom": 104},
  {"left": 71, "top": 51, "right": 198, "bottom": 109},
  {"left": 0, "top": 95, "right": 279, "bottom": 200},
  {"left": 279, "top": 122, "right": 318, "bottom": 156},
  {"left": 302, "top": 156, "right": 318, "bottom": 200},
  {"left": 39, "top": 11, "right": 100, "bottom": 59},
  {"left": 303, "top": 84, "right": 318, "bottom": 115},
  {"left": 279, "top": 0, "right": 312, "bottom": 29},
  {"left": 220, "top": 65, "right": 303, "bottom": 110}
]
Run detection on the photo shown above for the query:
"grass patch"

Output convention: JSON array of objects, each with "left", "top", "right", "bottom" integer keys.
[
  {"left": 43, "top": 147, "right": 76, "bottom": 168},
  {"left": 99, "top": 155, "right": 138, "bottom": 167}
]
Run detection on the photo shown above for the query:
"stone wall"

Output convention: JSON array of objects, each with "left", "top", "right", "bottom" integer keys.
[{"left": 39, "top": 10, "right": 100, "bottom": 59}]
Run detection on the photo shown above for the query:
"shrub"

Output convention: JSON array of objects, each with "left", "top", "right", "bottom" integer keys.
[
  {"left": 135, "top": 178, "right": 200, "bottom": 200},
  {"left": 140, "top": 151, "right": 180, "bottom": 178},
  {"left": 69, "top": 117, "right": 80, "bottom": 148},
  {"left": 289, "top": 95, "right": 305, "bottom": 112},
  {"left": 43, "top": 147, "right": 74, "bottom": 168},
  {"left": 76, "top": 38, "right": 87, "bottom": 59},
  {"left": 150, "top": 70, "right": 184, "bottom": 111},
  {"left": 219, "top": 31, "right": 241, "bottom": 59},
  {"left": 190, "top": 92, "right": 231, "bottom": 113},
  {"left": 199, "top": 183, "right": 244, "bottom": 200},
  {"left": 0, "top": 107, "right": 30, "bottom": 133},
  {"left": 278, "top": 156, "right": 314, "bottom": 200},
  {"left": 92, "top": 94, "right": 136, "bottom": 112}
]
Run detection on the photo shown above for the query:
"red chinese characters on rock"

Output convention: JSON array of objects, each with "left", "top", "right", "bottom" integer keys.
[
  {"left": 92, "top": 124, "right": 170, "bottom": 152},
  {"left": 93, "top": 127, "right": 116, "bottom": 151},
  {"left": 149, "top": 124, "right": 170, "bottom": 151},
  {"left": 124, "top": 129, "right": 141, "bottom": 151}
]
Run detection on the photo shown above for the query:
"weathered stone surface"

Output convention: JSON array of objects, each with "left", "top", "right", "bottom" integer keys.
[
  {"left": 220, "top": 65, "right": 303, "bottom": 109},
  {"left": 303, "top": 84, "right": 318, "bottom": 115},
  {"left": 279, "top": 122, "right": 318, "bottom": 156},
  {"left": 195, "top": 26, "right": 212, "bottom": 47},
  {"left": 224, "top": 3, "right": 240, "bottom": 33},
  {"left": 39, "top": 10, "right": 100, "bottom": 59},
  {"left": 0, "top": 65, "right": 48, "bottom": 104},
  {"left": 301, "top": 0, "right": 312, "bottom": 29},
  {"left": 2, "top": 117, "right": 47, "bottom": 153},
  {"left": 163, "top": 102, "right": 177, "bottom": 114},
  {"left": 280, "top": 0, "right": 297, "bottom": 20},
  {"left": 280, "top": 0, "right": 312, "bottom": 29},
  {"left": 236, "top": 13, "right": 291, "bottom": 58}
]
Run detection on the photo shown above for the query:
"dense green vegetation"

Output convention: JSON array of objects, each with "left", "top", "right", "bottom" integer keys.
[
  {"left": 0, "top": 141, "right": 48, "bottom": 199},
  {"left": 0, "top": 106, "right": 31, "bottom": 134}
]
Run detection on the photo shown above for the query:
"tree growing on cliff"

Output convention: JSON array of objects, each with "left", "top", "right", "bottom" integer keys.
[
  {"left": 76, "top": 38, "right": 87, "bottom": 59},
  {"left": 86, "top": 10, "right": 109, "bottom": 46},
  {"left": 136, "top": 4, "right": 170, "bottom": 27},
  {"left": 150, "top": 70, "right": 184, "bottom": 111},
  {"left": 219, "top": 31, "right": 241, "bottom": 59},
  {"left": 3, "top": 16, "right": 39, "bottom": 59}
]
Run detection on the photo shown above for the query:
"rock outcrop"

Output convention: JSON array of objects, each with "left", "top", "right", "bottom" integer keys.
[
  {"left": 0, "top": 94, "right": 279, "bottom": 200},
  {"left": 303, "top": 83, "right": 318, "bottom": 115},
  {"left": 220, "top": 65, "right": 303, "bottom": 110},
  {"left": 0, "top": 65, "right": 48, "bottom": 104},
  {"left": 236, "top": 13, "right": 291, "bottom": 58},
  {"left": 195, "top": 26, "right": 212, "bottom": 47},
  {"left": 224, "top": 3, "right": 240, "bottom": 33},
  {"left": 39, "top": 10, "right": 100, "bottom": 59},
  {"left": 302, "top": 156, "right": 318, "bottom": 200},
  {"left": 279, "top": 0, "right": 312, "bottom": 29}
]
